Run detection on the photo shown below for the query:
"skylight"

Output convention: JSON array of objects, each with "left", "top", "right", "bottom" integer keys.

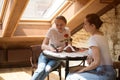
[
  {"left": 21, "top": 0, "right": 66, "bottom": 20},
  {"left": 0, "top": 0, "right": 4, "bottom": 18}
]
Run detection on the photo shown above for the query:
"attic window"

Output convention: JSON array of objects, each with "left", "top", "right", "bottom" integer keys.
[
  {"left": 21, "top": 0, "right": 66, "bottom": 20},
  {"left": 0, "top": 0, "right": 4, "bottom": 19}
]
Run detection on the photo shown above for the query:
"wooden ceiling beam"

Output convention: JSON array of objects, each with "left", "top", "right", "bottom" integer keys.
[
  {"left": 67, "top": 0, "right": 108, "bottom": 31},
  {"left": 2, "top": 0, "right": 29, "bottom": 37},
  {"left": 0, "top": 37, "right": 44, "bottom": 49}
]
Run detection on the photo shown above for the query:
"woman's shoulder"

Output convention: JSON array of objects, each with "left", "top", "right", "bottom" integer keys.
[
  {"left": 65, "top": 27, "right": 70, "bottom": 30},
  {"left": 48, "top": 27, "right": 58, "bottom": 32},
  {"left": 46, "top": 27, "right": 58, "bottom": 36},
  {"left": 89, "top": 34, "right": 107, "bottom": 43},
  {"left": 64, "top": 27, "right": 70, "bottom": 33},
  {"left": 92, "top": 34, "right": 104, "bottom": 38}
]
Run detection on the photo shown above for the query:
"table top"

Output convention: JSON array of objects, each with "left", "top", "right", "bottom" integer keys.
[{"left": 43, "top": 50, "right": 88, "bottom": 60}]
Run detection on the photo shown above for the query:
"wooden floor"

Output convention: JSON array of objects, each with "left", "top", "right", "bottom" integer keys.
[
  {"left": 0, "top": 61, "right": 81, "bottom": 80},
  {"left": 0, "top": 67, "right": 65, "bottom": 80}
]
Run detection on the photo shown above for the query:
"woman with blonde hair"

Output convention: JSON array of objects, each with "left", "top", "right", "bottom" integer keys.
[{"left": 31, "top": 15, "right": 70, "bottom": 80}]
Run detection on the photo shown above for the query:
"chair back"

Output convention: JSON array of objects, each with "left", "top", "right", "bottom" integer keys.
[
  {"left": 30, "top": 45, "right": 42, "bottom": 63},
  {"left": 113, "top": 55, "right": 120, "bottom": 80}
]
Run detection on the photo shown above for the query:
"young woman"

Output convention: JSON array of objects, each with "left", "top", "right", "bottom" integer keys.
[
  {"left": 66, "top": 13, "right": 116, "bottom": 80},
  {"left": 31, "top": 16, "right": 70, "bottom": 80}
]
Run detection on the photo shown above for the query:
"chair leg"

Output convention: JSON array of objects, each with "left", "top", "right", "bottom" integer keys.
[
  {"left": 59, "top": 69, "right": 61, "bottom": 80},
  {"left": 32, "top": 71, "right": 34, "bottom": 75},
  {"left": 47, "top": 75, "right": 49, "bottom": 80},
  {"left": 59, "top": 66, "right": 62, "bottom": 80},
  {"left": 32, "top": 69, "right": 34, "bottom": 75}
]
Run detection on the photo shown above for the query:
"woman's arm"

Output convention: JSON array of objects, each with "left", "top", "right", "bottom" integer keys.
[
  {"left": 79, "top": 46, "right": 100, "bottom": 72},
  {"left": 41, "top": 37, "right": 56, "bottom": 52}
]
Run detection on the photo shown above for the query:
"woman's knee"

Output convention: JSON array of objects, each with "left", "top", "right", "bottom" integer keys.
[
  {"left": 36, "top": 63, "right": 46, "bottom": 72},
  {"left": 45, "top": 65, "right": 52, "bottom": 72}
]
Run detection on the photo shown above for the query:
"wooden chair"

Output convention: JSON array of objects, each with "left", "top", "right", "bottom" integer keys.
[
  {"left": 113, "top": 61, "right": 120, "bottom": 80},
  {"left": 113, "top": 55, "right": 120, "bottom": 80},
  {"left": 30, "top": 45, "right": 62, "bottom": 80}
]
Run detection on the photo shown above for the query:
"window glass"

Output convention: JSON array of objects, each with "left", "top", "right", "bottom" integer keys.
[
  {"left": 21, "top": 0, "right": 66, "bottom": 20},
  {"left": 0, "top": 0, "right": 4, "bottom": 16}
]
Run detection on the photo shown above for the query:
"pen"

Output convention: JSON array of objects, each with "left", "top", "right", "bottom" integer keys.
[{"left": 50, "top": 44, "right": 59, "bottom": 52}]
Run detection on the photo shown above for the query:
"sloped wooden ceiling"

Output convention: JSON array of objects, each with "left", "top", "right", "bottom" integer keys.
[
  {"left": 0, "top": 0, "right": 44, "bottom": 48},
  {"left": 0, "top": 0, "right": 119, "bottom": 49},
  {"left": 2, "top": 0, "right": 28, "bottom": 37}
]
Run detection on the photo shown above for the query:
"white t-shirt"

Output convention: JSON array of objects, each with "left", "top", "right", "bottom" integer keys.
[
  {"left": 46, "top": 27, "right": 70, "bottom": 48},
  {"left": 88, "top": 35, "right": 113, "bottom": 65}
]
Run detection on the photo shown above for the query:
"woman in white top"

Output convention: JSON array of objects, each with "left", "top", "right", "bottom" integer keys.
[
  {"left": 31, "top": 16, "right": 70, "bottom": 80},
  {"left": 66, "top": 13, "right": 116, "bottom": 80}
]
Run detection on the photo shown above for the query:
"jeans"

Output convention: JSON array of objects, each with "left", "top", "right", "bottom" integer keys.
[
  {"left": 31, "top": 52, "right": 61, "bottom": 80},
  {"left": 66, "top": 65, "right": 116, "bottom": 80}
]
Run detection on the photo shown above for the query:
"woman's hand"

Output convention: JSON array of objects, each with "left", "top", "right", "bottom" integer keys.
[
  {"left": 77, "top": 67, "right": 86, "bottom": 73},
  {"left": 57, "top": 46, "right": 64, "bottom": 52},
  {"left": 79, "top": 47, "right": 88, "bottom": 52},
  {"left": 86, "top": 54, "right": 94, "bottom": 65},
  {"left": 49, "top": 46, "right": 57, "bottom": 52},
  {"left": 49, "top": 46, "right": 64, "bottom": 52}
]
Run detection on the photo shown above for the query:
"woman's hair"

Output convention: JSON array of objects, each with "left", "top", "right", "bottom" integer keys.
[
  {"left": 86, "top": 13, "right": 103, "bottom": 29},
  {"left": 56, "top": 16, "right": 67, "bottom": 24}
]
